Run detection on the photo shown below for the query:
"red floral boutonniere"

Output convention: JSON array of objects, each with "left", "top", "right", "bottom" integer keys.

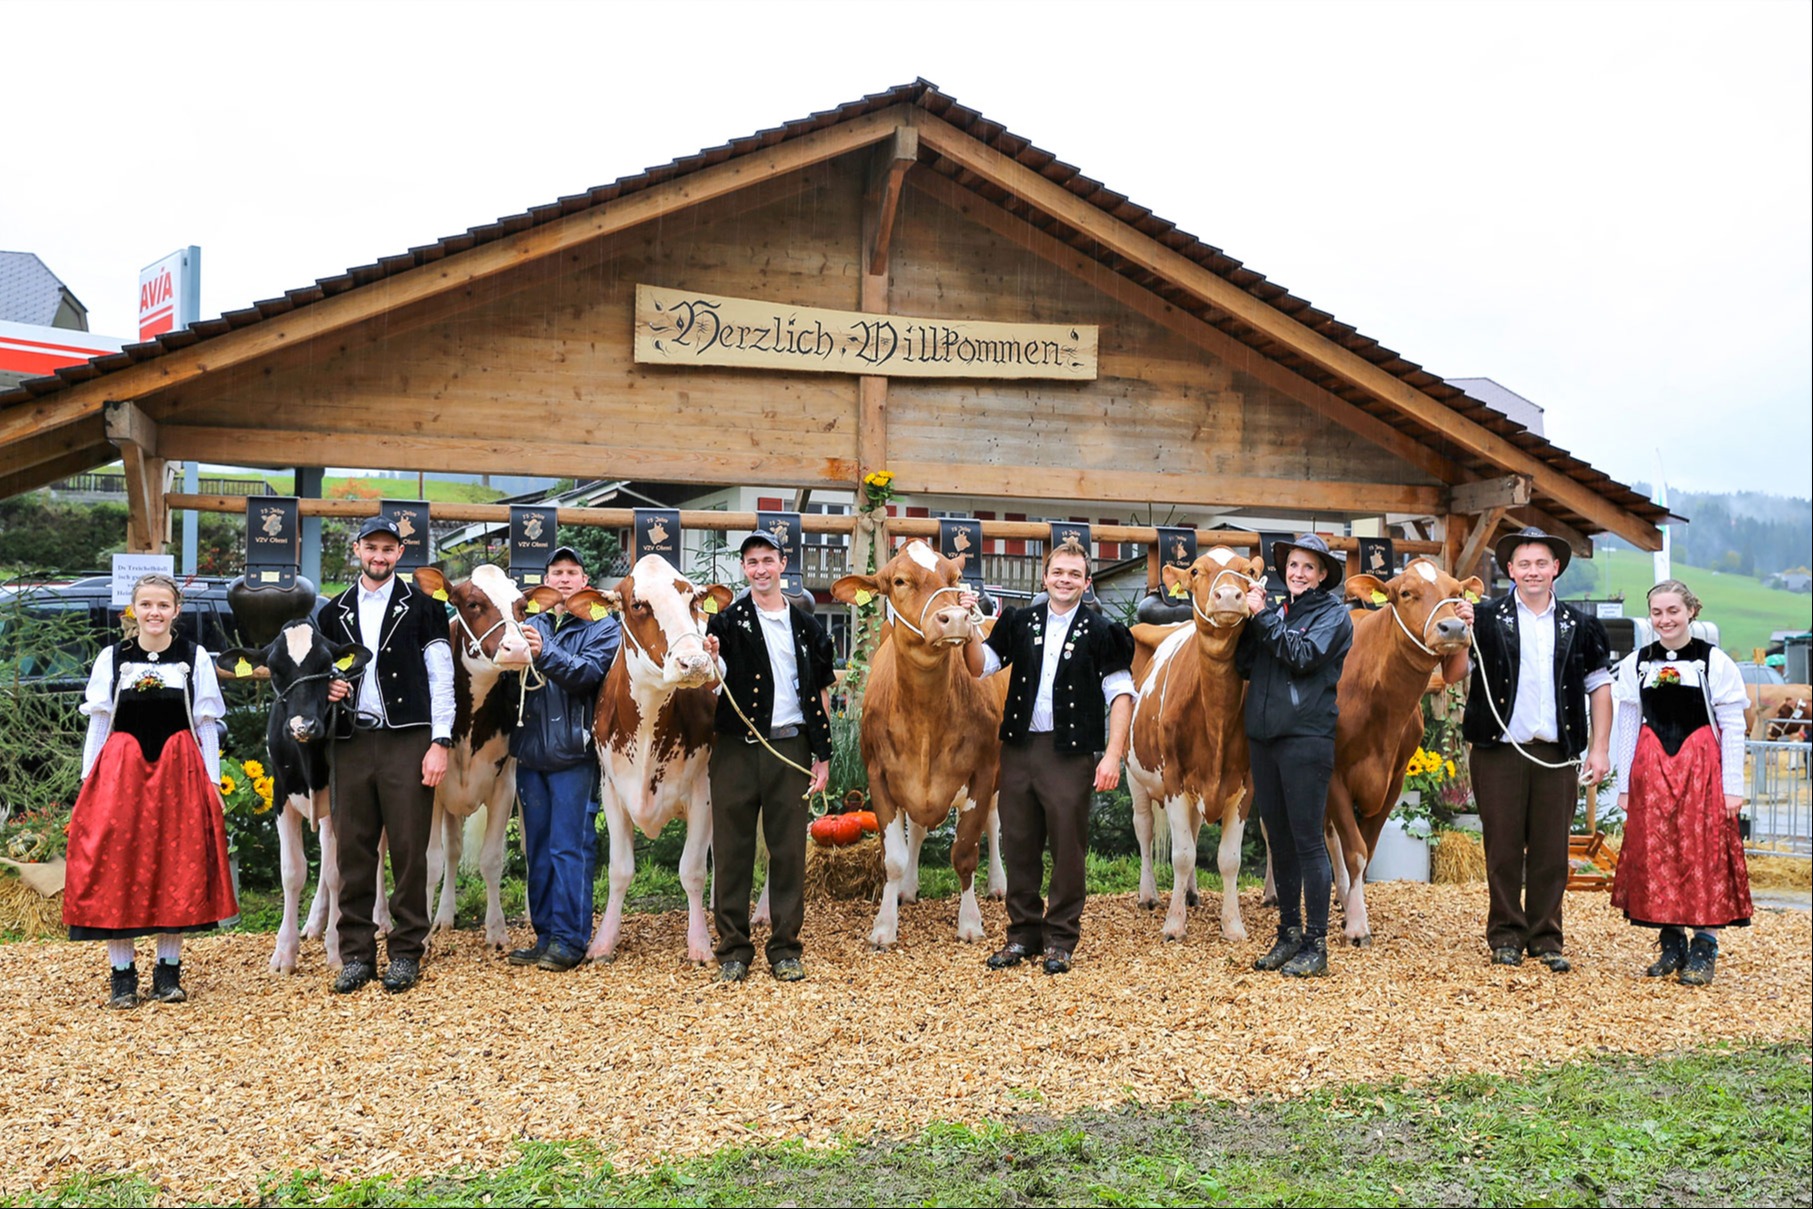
[
  {"left": 1654, "top": 666, "right": 1682, "bottom": 687},
  {"left": 130, "top": 669, "right": 166, "bottom": 693}
]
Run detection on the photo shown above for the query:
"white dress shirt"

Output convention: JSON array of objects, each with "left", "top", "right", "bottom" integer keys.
[
  {"left": 756, "top": 603, "right": 804, "bottom": 728},
  {"left": 1506, "top": 593, "right": 1611, "bottom": 744},
  {"left": 352, "top": 578, "right": 454, "bottom": 737}
]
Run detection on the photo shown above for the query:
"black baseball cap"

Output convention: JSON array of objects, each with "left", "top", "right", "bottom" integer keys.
[
  {"left": 356, "top": 516, "right": 403, "bottom": 542},
  {"left": 546, "top": 545, "right": 586, "bottom": 568},
  {"left": 739, "top": 531, "right": 784, "bottom": 555}
]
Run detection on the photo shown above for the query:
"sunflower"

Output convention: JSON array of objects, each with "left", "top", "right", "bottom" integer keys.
[
  {"left": 243, "top": 759, "right": 265, "bottom": 779},
  {"left": 219, "top": 774, "right": 237, "bottom": 796}
]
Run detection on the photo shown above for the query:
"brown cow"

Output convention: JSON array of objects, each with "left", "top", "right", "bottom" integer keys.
[
  {"left": 1324, "top": 557, "right": 1481, "bottom": 943},
  {"left": 832, "top": 540, "right": 1008, "bottom": 948},
  {"left": 1125, "top": 547, "right": 1263, "bottom": 942},
  {"left": 1765, "top": 696, "right": 1811, "bottom": 741},
  {"left": 589, "top": 554, "right": 733, "bottom": 963}
]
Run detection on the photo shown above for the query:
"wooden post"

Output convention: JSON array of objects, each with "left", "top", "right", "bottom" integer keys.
[
  {"left": 1441, "top": 513, "right": 1471, "bottom": 575},
  {"left": 1454, "top": 506, "right": 1509, "bottom": 579},
  {"left": 103, "top": 401, "right": 169, "bottom": 554}
]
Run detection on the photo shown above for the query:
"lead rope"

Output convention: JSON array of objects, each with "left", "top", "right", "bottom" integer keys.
[
  {"left": 1467, "top": 626, "right": 1586, "bottom": 774},
  {"left": 449, "top": 606, "right": 548, "bottom": 726}
]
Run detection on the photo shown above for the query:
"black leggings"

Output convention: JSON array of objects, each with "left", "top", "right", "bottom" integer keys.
[{"left": 1251, "top": 735, "right": 1336, "bottom": 939}]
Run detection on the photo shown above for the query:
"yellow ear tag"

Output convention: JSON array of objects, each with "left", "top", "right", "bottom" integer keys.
[
  {"left": 1464, "top": 590, "right": 1480, "bottom": 604},
  {"left": 1168, "top": 583, "right": 1187, "bottom": 598},
  {"left": 433, "top": 589, "right": 448, "bottom": 602},
  {"left": 334, "top": 654, "right": 355, "bottom": 672},
  {"left": 526, "top": 600, "right": 542, "bottom": 613},
  {"left": 234, "top": 658, "right": 254, "bottom": 678},
  {"left": 1370, "top": 590, "right": 1388, "bottom": 605},
  {"left": 703, "top": 598, "right": 720, "bottom": 615},
  {"left": 854, "top": 589, "right": 873, "bottom": 607},
  {"left": 590, "top": 603, "right": 608, "bottom": 621}
]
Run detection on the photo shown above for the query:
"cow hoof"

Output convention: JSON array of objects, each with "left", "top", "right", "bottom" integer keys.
[
  {"left": 1139, "top": 899, "right": 1158, "bottom": 911},
  {"left": 1184, "top": 889, "right": 1200, "bottom": 908},
  {"left": 1349, "top": 935, "right": 1372, "bottom": 949},
  {"left": 588, "top": 952, "right": 617, "bottom": 965}
]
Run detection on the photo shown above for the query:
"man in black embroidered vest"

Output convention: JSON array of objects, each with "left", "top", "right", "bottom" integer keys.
[
  {"left": 703, "top": 531, "right": 836, "bottom": 984},
  {"left": 322, "top": 516, "right": 455, "bottom": 994},
  {"left": 971, "top": 538, "right": 1134, "bottom": 974},
  {"left": 1455, "top": 527, "right": 1612, "bottom": 972}
]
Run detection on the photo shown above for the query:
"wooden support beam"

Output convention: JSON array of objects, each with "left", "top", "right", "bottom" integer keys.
[
  {"left": 1442, "top": 513, "right": 1470, "bottom": 575},
  {"left": 0, "top": 446, "right": 112, "bottom": 501},
  {"left": 0, "top": 422, "right": 109, "bottom": 487},
  {"left": 0, "top": 104, "right": 915, "bottom": 450},
  {"left": 102, "top": 401, "right": 167, "bottom": 553},
  {"left": 890, "top": 459, "right": 1447, "bottom": 517},
  {"left": 913, "top": 114, "right": 1661, "bottom": 549},
  {"left": 908, "top": 170, "right": 1459, "bottom": 486},
  {"left": 1454, "top": 505, "right": 1509, "bottom": 578},
  {"left": 103, "top": 400, "right": 159, "bottom": 454},
  {"left": 1450, "top": 474, "right": 1532, "bottom": 514},
  {"left": 792, "top": 488, "right": 812, "bottom": 513},
  {"left": 866, "top": 127, "right": 918, "bottom": 277}
]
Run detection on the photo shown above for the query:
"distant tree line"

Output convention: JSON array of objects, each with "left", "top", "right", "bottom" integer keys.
[{"left": 1602, "top": 486, "right": 1812, "bottom": 580}]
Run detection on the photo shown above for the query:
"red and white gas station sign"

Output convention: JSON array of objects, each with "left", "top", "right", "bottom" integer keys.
[
  {"left": 0, "top": 321, "right": 125, "bottom": 381},
  {"left": 138, "top": 246, "right": 201, "bottom": 342}
]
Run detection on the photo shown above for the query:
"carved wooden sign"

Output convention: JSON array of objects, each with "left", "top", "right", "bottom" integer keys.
[{"left": 635, "top": 284, "right": 1097, "bottom": 380}]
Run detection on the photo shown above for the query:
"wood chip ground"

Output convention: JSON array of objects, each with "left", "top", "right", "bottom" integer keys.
[{"left": 2, "top": 885, "right": 1807, "bottom": 1202}]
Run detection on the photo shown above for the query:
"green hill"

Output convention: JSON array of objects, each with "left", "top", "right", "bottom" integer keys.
[{"left": 1563, "top": 548, "right": 1810, "bottom": 657}]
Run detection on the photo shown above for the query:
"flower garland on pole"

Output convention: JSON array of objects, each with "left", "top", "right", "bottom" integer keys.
[{"left": 840, "top": 470, "right": 896, "bottom": 711}]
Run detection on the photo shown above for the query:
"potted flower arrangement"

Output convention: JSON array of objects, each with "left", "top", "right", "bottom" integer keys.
[{"left": 217, "top": 755, "right": 276, "bottom": 861}]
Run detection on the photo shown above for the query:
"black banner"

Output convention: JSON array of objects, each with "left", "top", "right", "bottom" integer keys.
[
  {"left": 935, "top": 517, "right": 985, "bottom": 587},
  {"left": 509, "top": 505, "right": 559, "bottom": 586},
  {"left": 244, "top": 496, "right": 300, "bottom": 589},
  {"left": 754, "top": 511, "right": 805, "bottom": 593},
  {"left": 379, "top": 499, "right": 432, "bottom": 569},
  {"left": 1048, "top": 520, "right": 1091, "bottom": 558},
  {"left": 1155, "top": 526, "right": 1197, "bottom": 571},
  {"left": 1355, "top": 537, "right": 1396, "bottom": 581},
  {"left": 632, "top": 508, "right": 682, "bottom": 563},
  {"left": 1258, "top": 530, "right": 1293, "bottom": 606}
]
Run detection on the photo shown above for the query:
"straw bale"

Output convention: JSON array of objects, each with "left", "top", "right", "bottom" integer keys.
[
  {"left": 0, "top": 880, "right": 64, "bottom": 938},
  {"left": 1748, "top": 854, "right": 1812, "bottom": 891},
  {"left": 804, "top": 834, "right": 886, "bottom": 901},
  {"left": 1430, "top": 830, "right": 1486, "bottom": 884},
  {"left": 0, "top": 884, "right": 1806, "bottom": 1203}
]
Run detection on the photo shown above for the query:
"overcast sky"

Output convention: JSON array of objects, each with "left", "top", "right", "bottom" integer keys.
[{"left": 7, "top": 0, "right": 1809, "bottom": 499}]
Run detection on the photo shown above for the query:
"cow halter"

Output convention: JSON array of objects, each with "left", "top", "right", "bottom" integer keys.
[
  {"left": 886, "top": 584, "right": 976, "bottom": 642},
  {"left": 1389, "top": 595, "right": 1470, "bottom": 657},
  {"left": 1190, "top": 568, "right": 1265, "bottom": 629},
  {"left": 452, "top": 609, "right": 521, "bottom": 663}
]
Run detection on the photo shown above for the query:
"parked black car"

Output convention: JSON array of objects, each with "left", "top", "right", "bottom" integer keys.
[{"left": 0, "top": 575, "right": 244, "bottom": 691}]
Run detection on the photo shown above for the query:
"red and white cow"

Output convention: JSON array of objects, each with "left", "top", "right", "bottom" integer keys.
[
  {"left": 588, "top": 554, "right": 732, "bottom": 964},
  {"left": 414, "top": 565, "right": 537, "bottom": 950},
  {"left": 1324, "top": 557, "right": 1480, "bottom": 943},
  {"left": 832, "top": 540, "right": 1009, "bottom": 949},
  {"left": 1126, "top": 547, "right": 1263, "bottom": 942}
]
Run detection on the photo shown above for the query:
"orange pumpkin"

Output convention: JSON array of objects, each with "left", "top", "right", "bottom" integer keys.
[
  {"left": 809, "top": 814, "right": 866, "bottom": 847},
  {"left": 846, "top": 810, "right": 880, "bottom": 834}
]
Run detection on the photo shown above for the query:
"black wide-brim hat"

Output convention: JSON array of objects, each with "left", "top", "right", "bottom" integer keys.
[
  {"left": 1493, "top": 526, "right": 1572, "bottom": 574},
  {"left": 1269, "top": 533, "right": 1345, "bottom": 587}
]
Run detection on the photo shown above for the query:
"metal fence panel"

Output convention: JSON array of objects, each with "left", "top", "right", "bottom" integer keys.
[{"left": 1746, "top": 740, "right": 1812, "bottom": 859}]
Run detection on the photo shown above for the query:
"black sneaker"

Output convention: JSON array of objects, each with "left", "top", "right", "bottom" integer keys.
[
  {"left": 1646, "top": 928, "right": 1688, "bottom": 978},
  {"left": 986, "top": 942, "right": 1033, "bottom": 970},
  {"left": 535, "top": 942, "right": 584, "bottom": 972},
  {"left": 771, "top": 958, "right": 806, "bottom": 982},
  {"left": 332, "top": 959, "right": 375, "bottom": 994},
  {"left": 149, "top": 960, "right": 186, "bottom": 1003},
  {"left": 1281, "top": 936, "right": 1329, "bottom": 978},
  {"left": 717, "top": 960, "right": 749, "bottom": 983},
  {"left": 1490, "top": 946, "right": 1524, "bottom": 967},
  {"left": 507, "top": 941, "right": 548, "bottom": 967},
  {"left": 381, "top": 956, "right": 422, "bottom": 993},
  {"left": 107, "top": 965, "right": 139, "bottom": 1010},
  {"left": 1678, "top": 934, "right": 1718, "bottom": 986},
  {"left": 1254, "top": 926, "right": 1304, "bottom": 971}
]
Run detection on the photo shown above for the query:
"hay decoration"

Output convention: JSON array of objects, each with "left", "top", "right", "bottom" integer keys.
[
  {"left": 1431, "top": 829, "right": 1486, "bottom": 884},
  {"left": 0, "top": 877, "right": 65, "bottom": 939},
  {"left": 1748, "top": 854, "right": 1813, "bottom": 892},
  {"left": 804, "top": 832, "right": 886, "bottom": 901}
]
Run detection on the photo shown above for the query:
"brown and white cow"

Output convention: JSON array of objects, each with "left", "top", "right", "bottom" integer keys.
[
  {"left": 1765, "top": 696, "right": 1812, "bottom": 741},
  {"left": 1322, "top": 556, "right": 1481, "bottom": 943},
  {"left": 1125, "top": 547, "right": 1263, "bottom": 942},
  {"left": 589, "top": 554, "right": 733, "bottom": 964},
  {"left": 414, "top": 564, "right": 537, "bottom": 950},
  {"left": 832, "top": 540, "right": 1009, "bottom": 948}
]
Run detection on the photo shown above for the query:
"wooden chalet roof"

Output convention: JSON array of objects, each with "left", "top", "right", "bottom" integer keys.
[{"left": 0, "top": 79, "right": 1667, "bottom": 544}]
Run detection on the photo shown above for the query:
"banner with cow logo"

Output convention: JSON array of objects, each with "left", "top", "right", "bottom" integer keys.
[
  {"left": 632, "top": 508, "right": 682, "bottom": 563},
  {"left": 936, "top": 517, "right": 985, "bottom": 588},
  {"left": 509, "top": 505, "right": 559, "bottom": 587},
  {"left": 379, "top": 499, "right": 432, "bottom": 570},
  {"left": 1258, "top": 530, "right": 1294, "bottom": 606},
  {"left": 244, "top": 496, "right": 301, "bottom": 589},
  {"left": 1047, "top": 521, "right": 1100, "bottom": 606},
  {"left": 1355, "top": 537, "right": 1396, "bottom": 581},
  {"left": 1153, "top": 526, "right": 1198, "bottom": 594},
  {"left": 754, "top": 511, "right": 805, "bottom": 594}
]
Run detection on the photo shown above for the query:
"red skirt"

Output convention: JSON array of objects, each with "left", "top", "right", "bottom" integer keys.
[
  {"left": 63, "top": 730, "right": 239, "bottom": 937},
  {"left": 1611, "top": 726, "right": 1750, "bottom": 928}
]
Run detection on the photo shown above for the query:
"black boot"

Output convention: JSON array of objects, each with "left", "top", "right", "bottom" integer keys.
[
  {"left": 1645, "top": 928, "right": 1688, "bottom": 978},
  {"left": 1678, "top": 934, "right": 1718, "bottom": 986},
  {"left": 149, "top": 960, "right": 187, "bottom": 1003},
  {"left": 1281, "top": 934, "right": 1329, "bottom": 978},
  {"left": 107, "top": 965, "right": 139, "bottom": 1010},
  {"left": 1253, "top": 926, "right": 1304, "bottom": 971}
]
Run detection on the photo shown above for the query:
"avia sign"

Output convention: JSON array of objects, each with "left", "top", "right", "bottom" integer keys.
[{"left": 138, "top": 246, "right": 201, "bottom": 341}]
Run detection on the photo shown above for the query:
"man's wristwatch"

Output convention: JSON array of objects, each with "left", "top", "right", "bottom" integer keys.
[{"left": 431, "top": 737, "right": 453, "bottom": 749}]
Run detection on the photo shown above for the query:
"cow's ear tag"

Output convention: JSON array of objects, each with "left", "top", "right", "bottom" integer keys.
[
  {"left": 526, "top": 600, "right": 543, "bottom": 613},
  {"left": 234, "top": 657, "right": 254, "bottom": 678},
  {"left": 853, "top": 589, "right": 873, "bottom": 607},
  {"left": 1168, "top": 583, "right": 1187, "bottom": 598},
  {"left": 589, "top": 603, "right": 608, "bottom": 621},
  {"left": 1464, "top": 590, "right": 1480, "bottom": 604},
  {"left": 702, "top": 598, "right": 719, "bottom": 615},
  {"left": 432, "top": 589, "right": 449, "bottom": 602},
  {"left": 334, "top": 654, "right": 355, "bottom": 672},
  {"left": 1370, "top": 590, "right": 1388, "bottom": 605}
]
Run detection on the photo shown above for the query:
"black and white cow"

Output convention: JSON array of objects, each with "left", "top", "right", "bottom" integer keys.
[{"left": 218, "top": 620, "right": 372, "bottom": 973}]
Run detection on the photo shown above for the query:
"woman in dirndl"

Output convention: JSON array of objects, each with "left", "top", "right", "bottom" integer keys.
[
  {"left": 1610, "top": 579, "right": 1750, "bottom": 986},
  {"left": 65, "top": 573, "right": 237, "bottom": 1008}
]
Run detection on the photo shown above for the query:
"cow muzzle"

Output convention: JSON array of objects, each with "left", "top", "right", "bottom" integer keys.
[
  {"left": 924, "top": 605, "right": 976, "bottom": 647},
  {"left": 287, "top": 715, "right": 324, "bottom": 743},
  {"left": 491, "top": 627, "right": 533, "bottom": 669},
  {"left": 1430, "top": 616, "right": 1471, "bottom": 651},
  {"left": 663, "top": 635, "right": 716, "bottom": 687}
]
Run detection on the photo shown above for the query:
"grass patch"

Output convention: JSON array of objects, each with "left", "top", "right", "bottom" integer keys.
[{"left": 16, "top": 1043, "right": 1805, "bottom": 1206}]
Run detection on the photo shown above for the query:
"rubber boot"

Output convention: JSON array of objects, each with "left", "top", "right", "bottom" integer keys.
[
  {"left": 1645, "top": 928, "right": 1688, "bottom": 978},
  {"left": 1253, "top": 926, "right": 1304, "bottom": 971},
  {"left": 1678, "top": 934, "right": 1718, "bottom": 986},
  {"left": 1280, "top": 934, "right": 1329, "bottom": 978},
  {"left": 150, "top": 960, "right": 187, "bottom": 1003},
  {"left": 107, "top": 964, "right": 139, "bottom": 1010}
]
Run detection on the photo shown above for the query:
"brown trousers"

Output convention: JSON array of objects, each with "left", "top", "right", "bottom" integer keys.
[
  {"left": 1471, "top": 740, "right": 1577, "bottom": 954},
  {"left": 710, "top": 733, "right": 810, "bottom": 967},
  {"left": 998, "top": 733, "right": 1094, "bottom": 954},
  {"left": 331, "top": 727, "right": 435, "bottom": 965}
]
